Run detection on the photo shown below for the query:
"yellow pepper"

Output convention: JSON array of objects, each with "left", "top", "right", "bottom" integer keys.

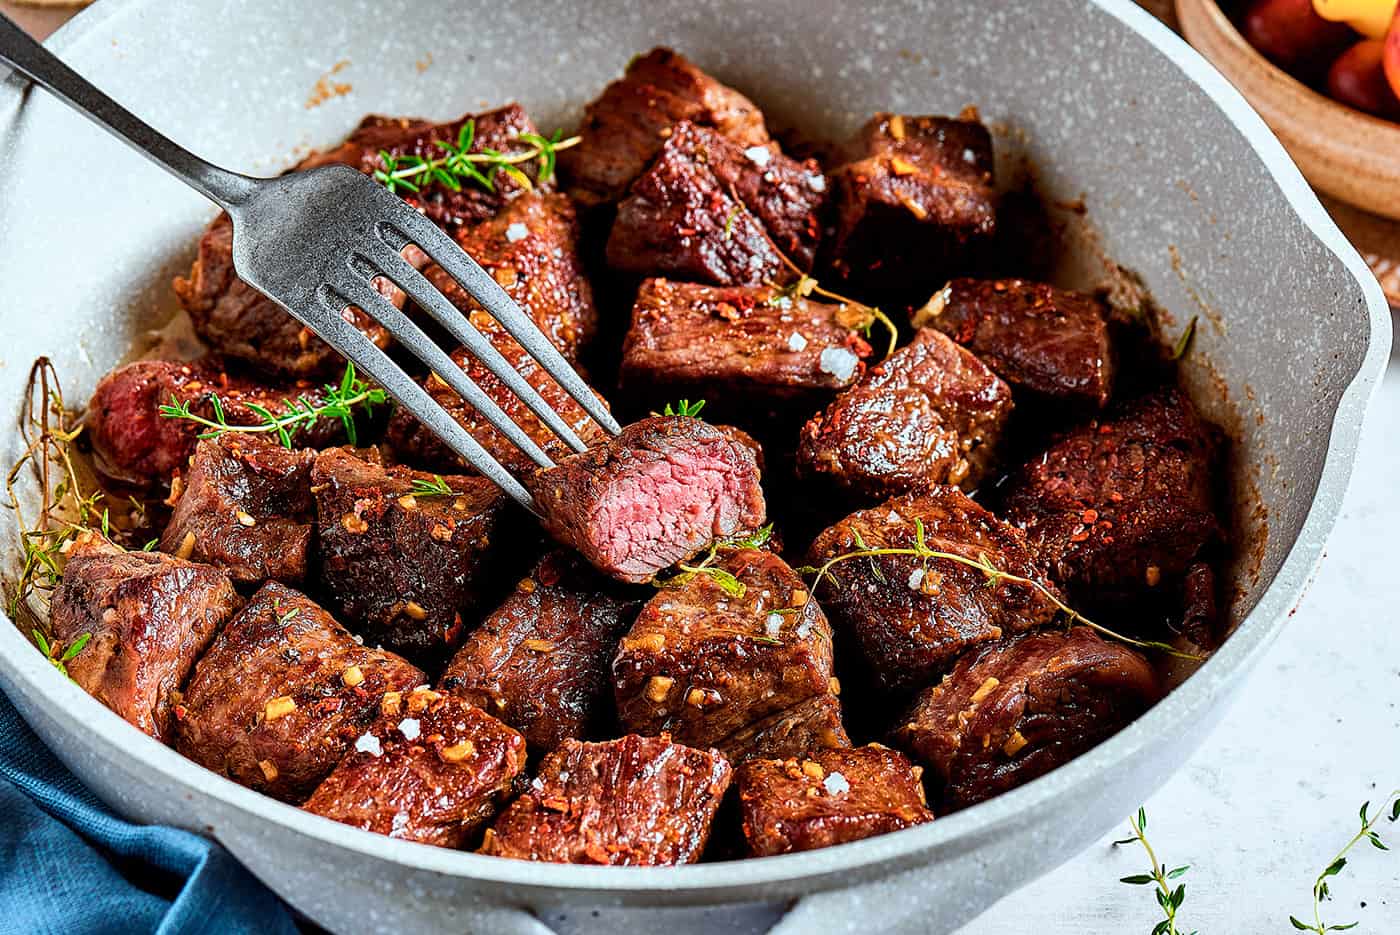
[{"left": 1314, "top": 0, "right": 1399, "bottom": 38}]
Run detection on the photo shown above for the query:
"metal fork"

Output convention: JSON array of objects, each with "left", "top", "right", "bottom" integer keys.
[{"left": 0, "top": 14, "right": 619, "bottom": 513}]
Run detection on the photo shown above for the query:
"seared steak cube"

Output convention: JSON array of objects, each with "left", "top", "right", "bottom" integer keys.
[
  {"left": 1003, "top": 388, "right": 1221, "bottom": 607},
  {"left": 422, "top": 191, "right": 599, "bottom": 360},
  {"left": 48, "top": 533, "right": 240, "bottom": 742},
  {"left": 530, "top": 416, "right": 766, "bottom": 583},
  {"left": 797, "top": 328, "right": 1012, "bottom": 498},
  {"left": 160, "top": 435, "right": 314, "bottom": 586},
  {"left": 613, "top": 548, "right": 834, "bottom": 750},
  {"left": 606, "top": 122, "right": 827, "bottom": 285},
  {"left": 439, "top": 551, "right": 644, "bottom": 751},
  {"left": 913, "top": 278, "right": 1114, "bottom": 410},
  {"left": 806, "top": 488, "right": 1061, "bottom": 695},
  {"left": 619, "top": 278, "right": 873, "bottom": 411},
  {"left": 86, "top": 358, "right": 352, "bottom": 489},
  {"left": 561, "top": 47, "right": 770, "bottom": 206},
  {"left": 175, "top": 105, "right": 544, "bottom": 379},
  {"left": 304, "top": 687, "right": 526, "bottom": 848},
  {"left": 175, "top": 583, "right": 424, "bottom": 801},
  {"left": 312, "top": 448, "right": 511, "bottom": 665},
  {"left": 827, "top": 112, "right": 996, "bottom": 301},
  {"left": 891, "top": 628, "right": 1158, "bottom": 811},
  {"left": 737, "top": 745, "right": 933, "bottom": 856},
  {"left": 717, "top": 693, "right": 851, "bottom": 764},
  {"left": 480, "top": 734, "right": 732, "bottom": 865}
]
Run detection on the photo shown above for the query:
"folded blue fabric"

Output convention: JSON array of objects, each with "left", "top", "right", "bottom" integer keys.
[{"left": 0, "top": 685, "right": 299, "bottom": 935}]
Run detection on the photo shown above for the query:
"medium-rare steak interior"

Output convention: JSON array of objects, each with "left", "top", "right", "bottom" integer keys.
[{"left": 20, "top": 44, "right": 1234, "bottom": 864}]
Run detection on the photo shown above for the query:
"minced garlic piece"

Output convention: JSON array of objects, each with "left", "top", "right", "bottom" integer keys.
[
  {"left": 264, "top": 696, "right": 296, "bottom": 721},
  {"left": 341, "top": 665, "right": 364, "bottom": 687},
  {"left": 1003, "top": 730, "right": 1029, "bottom": 756},
  {"left": 235, "top": 510, "right": 257, "bottom": 527},
  {"left": 645, "top": 676, "right": 674, "bottom": 703},
  {"left": 970, "top": 676, "right": 1001, "bottom": 704},
  {"left": 439, "top": 741, "right": 476, "bottom": 763},
  {"left": 258, "top": 759, "right": 279, "bottom": 781}
]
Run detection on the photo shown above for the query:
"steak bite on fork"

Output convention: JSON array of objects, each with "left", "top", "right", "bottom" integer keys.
[
  {"left": 605, "top": 121, "right": 827, "bottom": 286},
  {"left": 529, "top": 416, "right": 766, "bottom": 584},
  {"left": 560, "top": 47, "right": 771, "bottom": 206}
]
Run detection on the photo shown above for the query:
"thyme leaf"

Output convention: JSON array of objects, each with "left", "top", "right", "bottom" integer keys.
[
  {"left": 158, "top": 362, "right": 386, "bottom": 449},
  {"left": 1170, "top": 316, "right": 1198, "bottom": 361},
  {"left": 1290, "top": 790, "right": 1400, "bottom": 933},
  {"left": 373, "top": 120, "right": 580, "bottom": 195},
  {"left": 655, "top": 399, "right": 706, "bottom": 419},
  {"left": 32, "top": 628, "right": 91, "bottom": 681},
  {"left": 409, "top": 474, "right": 458, "bottom": 498},
  {"left": 1114, "top": 807, "right": 1196, "bottom": 935}
]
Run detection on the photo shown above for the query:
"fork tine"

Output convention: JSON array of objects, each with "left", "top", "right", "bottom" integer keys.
[
  {"left": 383, "top": 213, "right": 622, "bottom": 436},
  {"left": 366, "top": 244, "right": 590, "bottom": 454},
  {"left": 281, "top": 294, "right": 538, "bottom": 512},
  {"left": 327, "top": 273, "right": 557, "bottom": 470}
]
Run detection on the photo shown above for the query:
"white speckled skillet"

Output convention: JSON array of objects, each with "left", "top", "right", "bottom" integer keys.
[{"left": 0, "top": 1, "right": 1388, "bottom": 933}]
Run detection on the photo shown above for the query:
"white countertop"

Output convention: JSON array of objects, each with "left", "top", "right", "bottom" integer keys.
[{"left": 960, "top": 339, "right": 1400, "bottom": 933}]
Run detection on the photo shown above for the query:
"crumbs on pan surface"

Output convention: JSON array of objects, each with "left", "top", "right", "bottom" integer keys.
[{"left": 306, "top": 60, "right": 352, "bottom": 109}]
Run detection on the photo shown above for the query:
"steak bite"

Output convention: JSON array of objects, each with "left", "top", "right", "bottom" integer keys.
[
  {"left": 175, "top": 583, "right": 424, "bottom": 802},
  {"left": 480, "top": 734, "right": 732, "bottom": 865},
  {"left": 891, "top": 628, "right": 1159, "bottom": 811},
  {"left": 827, "top": 112, "right": 996, "bottom": 301},
  {"left": 913, "top": 278, "right": 1114, "bottom": 410},
  {"left": 561, "top": 47, "right": 770, "bottom": 206},
  {"left": 737, "top": 745, "right": 933, "bottom": 857},
  {"left": 47, "top": 533, "right": 241, "bottom": 743},
  {"left": 439, "top": 551, "right": 644, "bottom": 752},
  {"left": 530, "top": 416, "right": 766, "bottom": 583},
  {"left": 613, "top": 548, "right": 835, "bottom": 751},
  {"left": 175, "top": 105, "right": 545, "bottom": 379},
  {"left": 160, "top": 435, "right": 315, "bottom": 586},
  {"left": 619, "top": 278, "right": 874, "bottom": 410},
  {"left": 312, "top": 447, "right": 512, "bottom": 665},
  {"left": 1003, "top": 388, "right": 1221, "bottom": 607},
  {"left": 797, "top": 328, "right": 1013, "bottom": 499},
  {"left": 806, "top": 488, "right": 1061, "bottom": 695},
  {"left": 303, "top": 687, "right": 526, "bottom": 848},
  {"left": 606, "top": 121, "right": 827, "bottom": 285},
  {"left": 86, "top": 358, "right": 351, "bottom": 489},
  {"left": 717, "top": 693, "right": 851, "bottom": 765}
]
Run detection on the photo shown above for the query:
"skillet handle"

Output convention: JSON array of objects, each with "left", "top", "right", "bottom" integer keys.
[{"left": 0, "top": 12, "right": 255, "bottom": 209}]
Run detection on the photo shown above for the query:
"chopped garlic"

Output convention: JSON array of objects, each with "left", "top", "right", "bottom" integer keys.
[
  {"left": 787, "top": 332, "right": 808, "bottom": 352},
  {"left": 743, "top": 145, "right": 771, "bottom": 167},
  {"left": 354, "top": 733, "right": 382, "bottom": 757},
  {"left": 823, "top": 771, "right": 850, "bottom": 795},
  {"left": 818, "top": 347, "right": 860, "bottom": 381},
  {"left": 398, "top": 717, "right": 421, "bottom": 740},
  {"left": 505, "top": 222, "right": 530, "bottom": 242}
]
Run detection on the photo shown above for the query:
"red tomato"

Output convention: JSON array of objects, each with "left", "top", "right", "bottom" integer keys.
[
  {"left": 1328, "top": 38, "right": 1400, "bottom": 117},
  {"left": 1240, "top": 0, "right": 1357, "bottom": 79}
]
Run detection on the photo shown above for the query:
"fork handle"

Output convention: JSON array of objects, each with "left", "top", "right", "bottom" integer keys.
[{"left": 0, "top": 13, "right": 255, "bottom": 210}]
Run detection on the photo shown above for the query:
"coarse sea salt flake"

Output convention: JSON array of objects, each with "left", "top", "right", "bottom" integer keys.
[
  {"left": 787, "top": 332, "right": 809, "bottom": 352},
  {"left": 806, "top": 173, "right": 827, "bottom": 192},
  {"left": 398, "top": 717, "right": 421, "bottom": 740},
  {"left": 823, "top": 772, "right": 850, "bottom": 794},
  {"left": 907, "top": 567, "right": 925, "bottom": 590},
  {"left": 744, "top": 145, "right": 772, "bottom": 167},
  {"left": 962, "top": 148, "right": 977, "bottom": 164},
  {"left": 819, "top": 347, "right": 859, "bottom": 381},
  {"left": 765, "top": 613, "right": 783, "bottom": 637},
  {"left": 505, "top": 222, "right": 530, "bottom": 242},
  {"left": 354, "top": 733, "right": 382, "bottom": 757}
]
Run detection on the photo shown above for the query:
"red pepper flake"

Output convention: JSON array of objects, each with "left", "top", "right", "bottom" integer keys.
[
  {"left": 1069, "top": 528, "right": 1090, "bottom": 543},
  {"left": 1081, "top": 509, "right": 1099, "bottom": 525},
  {"left": 844, "top": 333, "right": 873, "bottom": 357},
  {"left": 174, "top": 704, "right": 188, "bottom": 721},
  {"left": 677, "top": 227, "right": 696, "bottom": 236},
  {"left": 1108, "top": 492, "right": 1124, "bottom": 503}
]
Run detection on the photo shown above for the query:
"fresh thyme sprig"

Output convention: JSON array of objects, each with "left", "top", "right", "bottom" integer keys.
[
  {"left": 32, "top": 629, "right": 91, "bottom": 681},
  {"left": 655, "top": 523, "right": 776, "bottom": 599},
  {"left": 764, "top": 247, "right": 899, "bottom": 359},
  {"left": 373, "top": 120, "right": 581, "bottom": 195},
  {"left": 1290, "top": 791, "right": 1400, "bottom": 933},
  {"left": 409, "top": 474, "right": 458, "bottom": 498},
  {"left": 158, "top": 362, "right": 386, "bottom": 448},
  {"left": 1170, "top": 317, "right": 1198, "bottom": 361},
  {"left": 794, "top": 517, "right": 1202, "bottom": 661},
  {"left": 655, "top": 399, "right": 706, "bottom": 419},
  {"left": 1114, "top": 807, "right": 1196, "bottom": 935},
  {"left": 4, "top": 359, "right": 109, "bottom": 621}
]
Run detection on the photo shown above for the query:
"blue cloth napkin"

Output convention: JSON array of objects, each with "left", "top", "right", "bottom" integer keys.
[{"left": 0, "top": 684, "right": 299, "bottom": 935}]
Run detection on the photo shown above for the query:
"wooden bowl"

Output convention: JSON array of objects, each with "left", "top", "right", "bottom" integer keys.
[{"left": 1178, "top": 0, "right": 1400, "bottom": 221}]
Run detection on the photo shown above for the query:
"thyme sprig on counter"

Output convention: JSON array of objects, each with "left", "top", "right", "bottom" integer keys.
[
  {"left": 1290, "top": 791, "right": 1400, "bottom": 933},
  {"left": 3, "top": 359, "right": 97, "bottom": 668},
  {"left": 373, "top": 120, "right": 580, "bottom": 195},
  {"left": 655, "top": 523, "right": 776, "bottom": 599},
  {"left": 794, "top": 518, "right": 1202, "bottom": 660},
  {"left": 1114, "top": 807, "right": 1196, "bottom": 935},
  {"left": 158, "top": 362, "right": 385, "bottom": 448}
]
